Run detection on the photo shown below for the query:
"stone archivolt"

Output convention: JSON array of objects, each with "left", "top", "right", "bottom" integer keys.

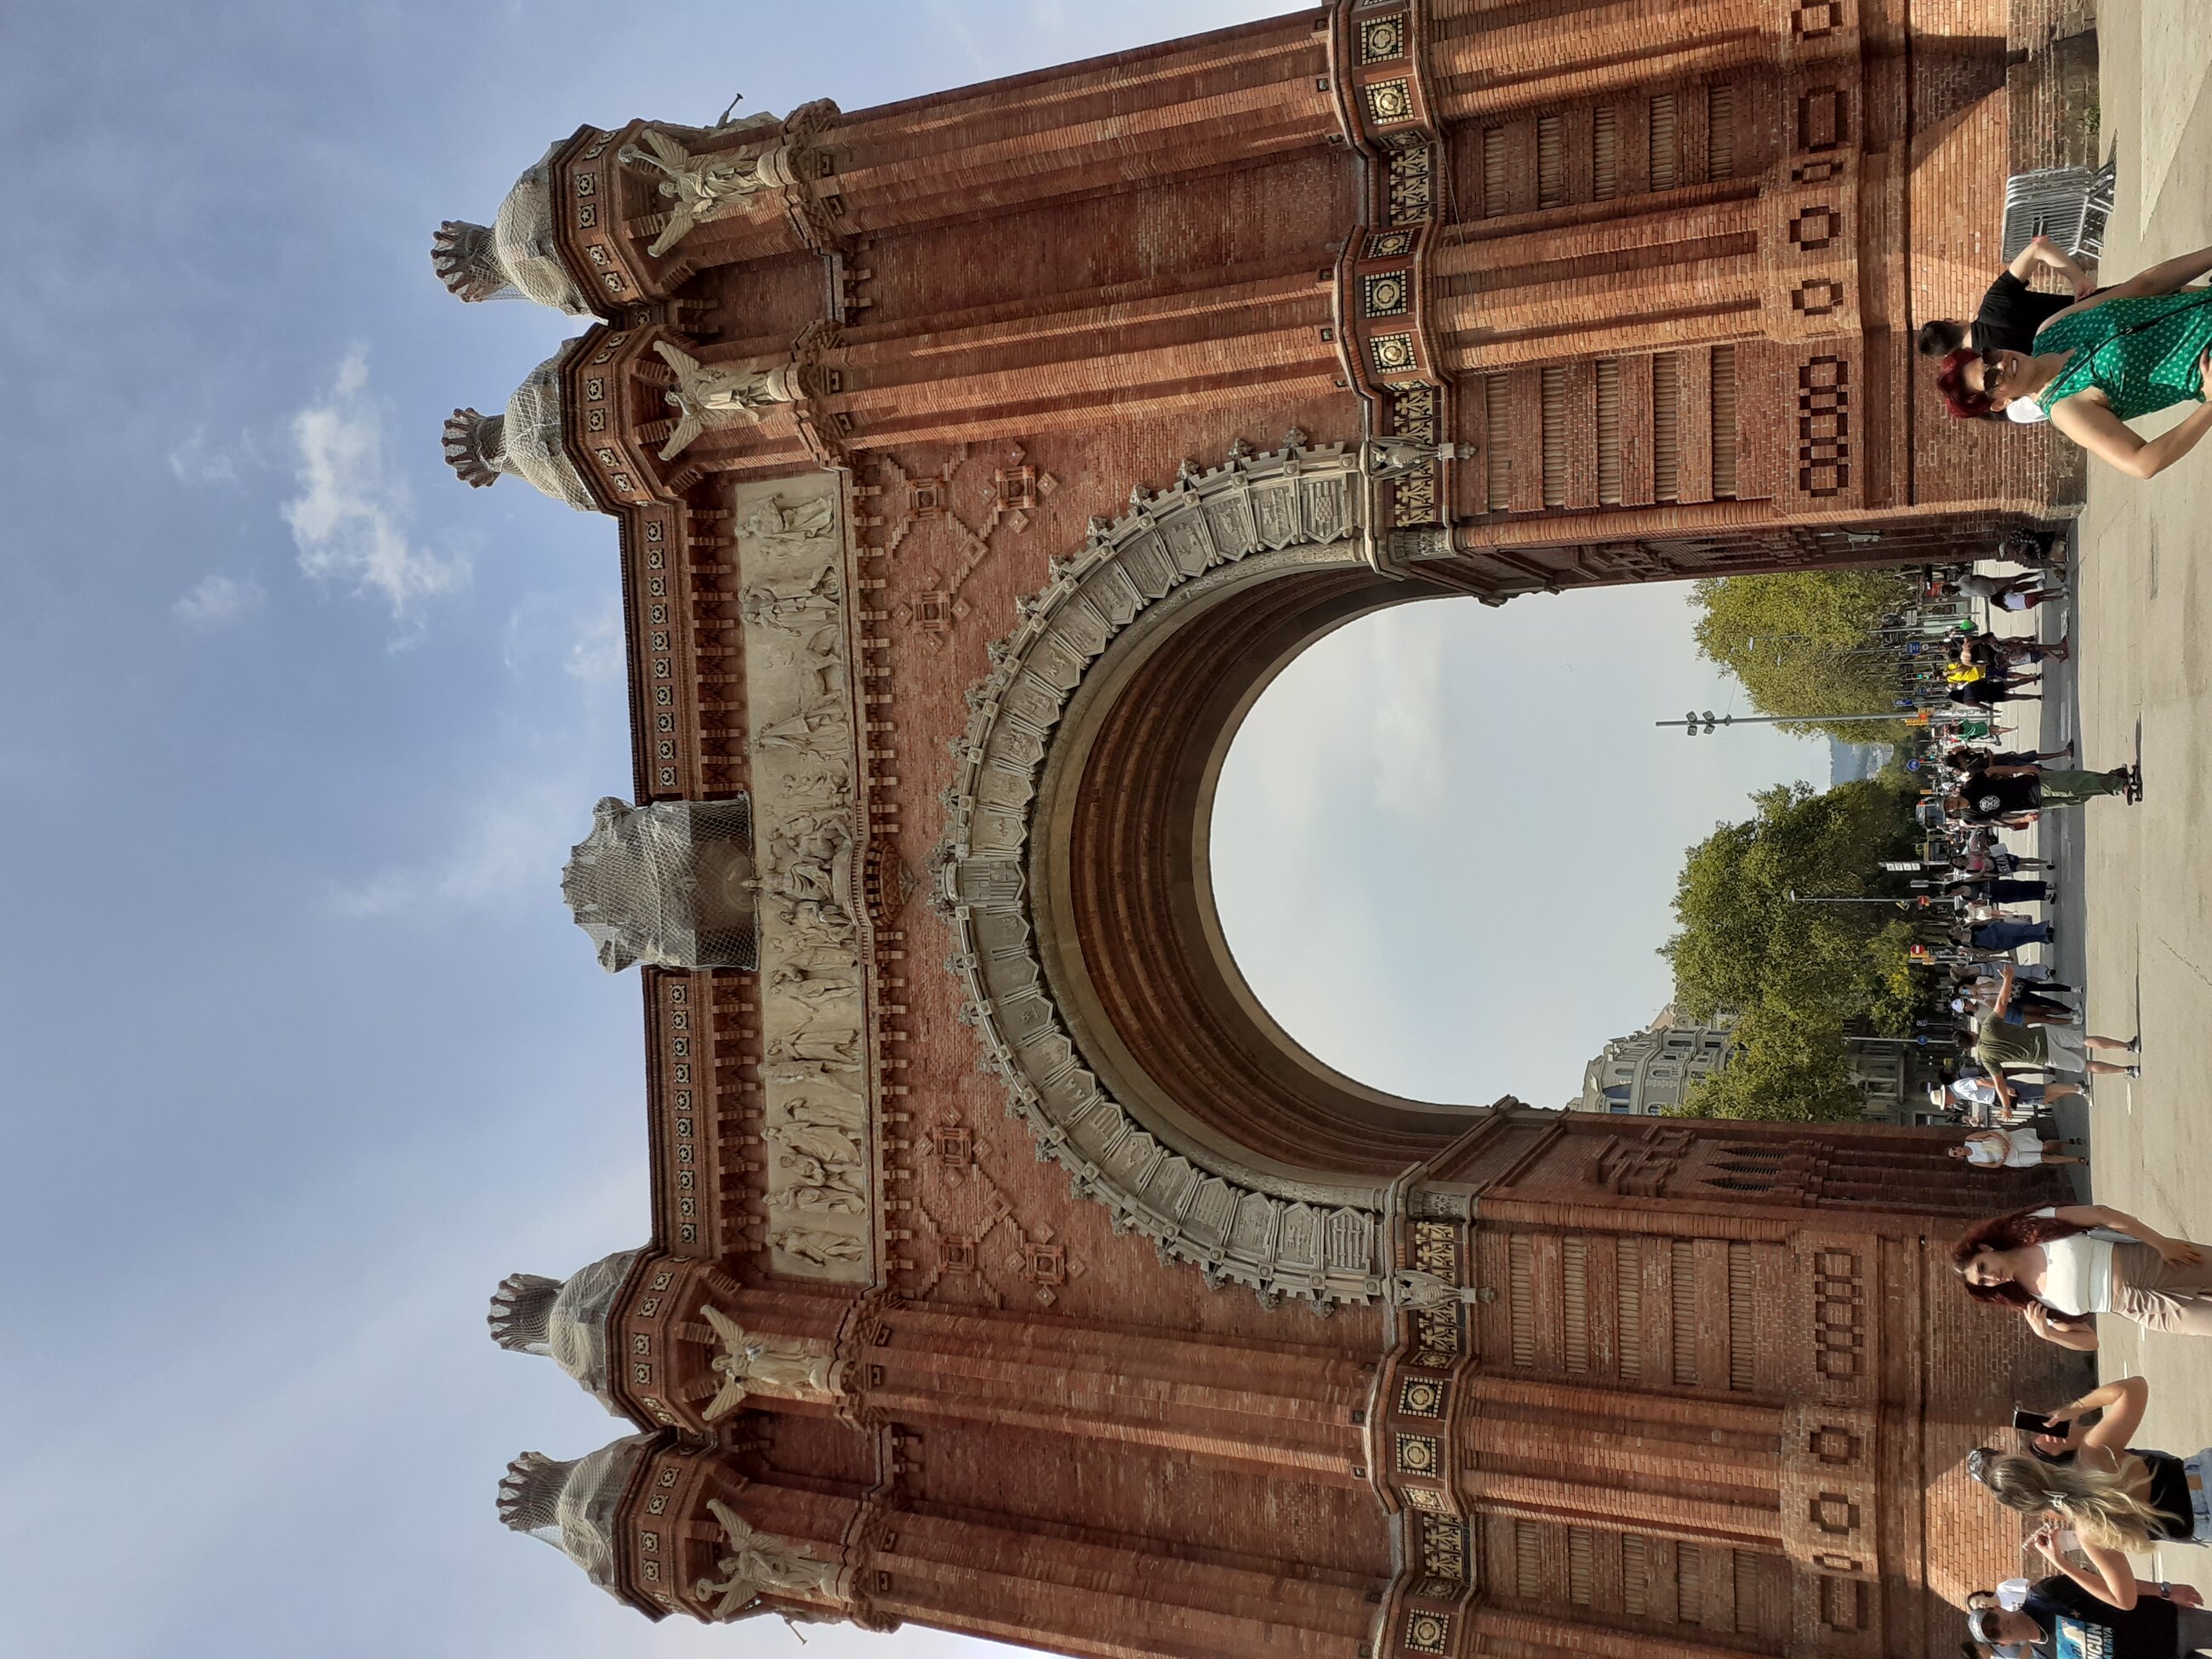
[{"left": 933, "top": 438, "right": 1395, "bottom": 1311}]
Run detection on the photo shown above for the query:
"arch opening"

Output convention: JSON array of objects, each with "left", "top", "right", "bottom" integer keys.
[{"left": 1033, "top": 554, "right": 1484, "bottom": 1186}]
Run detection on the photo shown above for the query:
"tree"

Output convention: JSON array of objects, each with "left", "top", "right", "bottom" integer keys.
[
  {"left": 1661, "top": 778, "right": 1926, "bottom": 1121},
  {"left": 1690, "top": 568, "right": 1921, "bottom": 741},
  {"left": 1678, "top": 1006, "right": 1863, "bottom": 1122}
]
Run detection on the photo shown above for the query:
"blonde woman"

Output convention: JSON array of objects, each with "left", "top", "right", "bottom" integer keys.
[{"left": 1967, "top": 1376, "right": 2211, "bottom": 1609}]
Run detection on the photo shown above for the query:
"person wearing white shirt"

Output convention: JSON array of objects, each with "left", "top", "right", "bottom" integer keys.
[
  {"left": 1950, "top": 1126, "right": 2082, "bottom": 1168},
  {"left": 1953, "top": 1204, "right": 2212, "bottom": 1348}
]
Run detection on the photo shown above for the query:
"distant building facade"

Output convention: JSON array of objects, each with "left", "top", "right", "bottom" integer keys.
[
  {"left": 1572, "top": 1010, "right": 1736, "bottom": 1116},
  {"left": 1572, "top": 1011, "right": 1949, "bottom": 1125}
]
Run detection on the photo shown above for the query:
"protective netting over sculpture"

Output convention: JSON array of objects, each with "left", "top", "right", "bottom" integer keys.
[
  {"left": 562, "top": 796, "right": 758, "bottom": 972},
  {"left": 431, "top": 144, "right": 590, "bottom": 314},
  {"left": 498, "top": 1435, "right": 655, "bottom": 1598},
  {"left": 442, "top": 344, "right": 600, "bottom": 512},
  {"left": 487, "top": 1249, "right": 644, "bottom": 1414}
]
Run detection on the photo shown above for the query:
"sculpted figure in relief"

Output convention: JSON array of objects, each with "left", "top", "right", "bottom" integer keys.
[
  {"left": 652, "top": 341, "right": 794, "bottom": 460},
  {"left": 1394, "top": 1268, "right": 1485, "bottom": 1309},
  {"left": 765, "top": 1025, "right": 860, "bottom": 1071},
  {"left": 698, "top": 1305, "right": 835, "bottom": 1420},
  {"left": 768, "top": 961, "right": 858, "bottom": 1008},
  {"left": 776, "top": 1090, "right": 864, "bottom": 1132},
  {"left": 766, "top": 1058, "right": 862, "bottom": 1090},
  {"left": 771, "top": 1227, "right": 865, "bottom": 1268},
  {"left": 741, "top": 568, "right": 841, "bottom": 637},
  {"left": 753, "top": 702, "right": 846, "bottom": 755},
  {"left": 772, "top": 812, "right": 852, "bottom": 860},
  {"left": 739, "top": 494, "right": 835, "bottom": 544},
  {"left": 760, "top": 813, "right": 853, "bottom": 911},
  {"left": 766, "top": 897, "right": 858, "bottom": 951},
  {"left": 777, "top": 759, "right": 851, "bottom": 803},
  {"left": 621, "top": 128, "right": 778, "bottom": 258},
  {"left": 790, "top": 629, "right": 847, "bottom": 698},
  {"left": 772, "top": 1151, "right": 867, "bottom": 1215},
  {"left": 765, "top": 1115, "right": 864, "bottom": 1172},
  {"left": 695, "top": 1497, "right": 840, "bottom": 1619},
  {"left": 754, "top": 858, "right": 845, "bottom": 915}
]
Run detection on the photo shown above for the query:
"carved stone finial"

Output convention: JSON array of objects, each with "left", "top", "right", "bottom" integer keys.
[
  {"left": 431, "top": 219, "right": 508, "bottom": 302},
  {"left": 487, "top": 1272, "right": 562, "bottom": 1354},
  {"left": 1175, "top": 457, "right": 1202, "bottom": 486},
  {"left": 1283, "top": 426, "right": 1308, "bottom": 450},
  {"left": 497, "top": 1450, "right": 571, "bottom": 1534},
  {"left": 442, "top": 408, "right": 505, "bottom": 488}
]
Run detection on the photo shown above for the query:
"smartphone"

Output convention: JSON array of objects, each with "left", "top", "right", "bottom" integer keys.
[{"left": 2013, "top": 1407, "right": 2061, "bottom": 1437}]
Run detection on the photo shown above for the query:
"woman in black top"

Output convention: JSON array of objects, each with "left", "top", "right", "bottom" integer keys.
[
  {"left": 1969, "top": 1377, "right": 2212, "bottom": 1609},
  {"left": 1918, "top": 235, "right": 2097, "bottom": 356}
]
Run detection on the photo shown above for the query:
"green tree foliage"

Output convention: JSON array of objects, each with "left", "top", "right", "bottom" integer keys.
[
  {"left": 1677, "top": 1006, "right": 1863, "bottom": 1122},
  {"left": 1662, "top": 778, "right": 1924, "bottom": 1121},
  {"left": 1690, "top": 568, "right": 1921, "bottom": 741}
]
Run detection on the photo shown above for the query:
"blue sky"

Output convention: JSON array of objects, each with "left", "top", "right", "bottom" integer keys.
[{"left": 0, "top": 4, "right": 1820, "bottom": 1655}]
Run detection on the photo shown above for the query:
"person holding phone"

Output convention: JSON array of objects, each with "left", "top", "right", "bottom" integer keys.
[
  {"left": 1967, "top": 1378, "right": 2212, "bottom": 1609},
  {"left": 1952, "top": 1203, "right": 2212, "bottom": 1348}
]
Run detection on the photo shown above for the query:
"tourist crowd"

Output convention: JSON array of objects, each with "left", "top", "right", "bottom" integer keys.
[{"left": 1914, "top": 231, "right": 2212, "bottom": 1659}]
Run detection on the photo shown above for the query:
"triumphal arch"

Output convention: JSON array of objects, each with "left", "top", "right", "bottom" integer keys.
[{"left": 445, "top": 3, "right": 2093, "bottom": 1655}]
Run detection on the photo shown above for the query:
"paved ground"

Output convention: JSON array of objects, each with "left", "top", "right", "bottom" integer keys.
[{"left": 2061, "top": 0, "right": 2212, "bottom": 1592}]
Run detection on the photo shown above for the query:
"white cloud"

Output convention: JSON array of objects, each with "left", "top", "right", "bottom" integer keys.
[
  {"left": 503, "top": 591, "right": 626, "bottom": 688},
  {"left": 565, "top": 595, "right": 625, "bottom": 687},
  {"left": 283, "top": 347, "right": 466, "bottom": 616},
  {"left": 166, "top": 425, "right": 242, "bottom": 486},
  {"left": 323, "top": 772, "right": 589, "bottom": 921},
  {"left": 173, "top": 572, "right": 265, "bottom": 628}
]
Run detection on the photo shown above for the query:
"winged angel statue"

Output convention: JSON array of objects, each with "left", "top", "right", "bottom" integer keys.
[
  {"left": 695, "top": 1497, "right": 841, "bottom": 1619},
  {"left": 698, "top": 1305, "right": 836, "bottom": 1421},
  {"left": 620, "top": 126, "right": 777, "bottom": 256},
  {"left": 652, "top": 340, "right": 794, "bottom": 461}
]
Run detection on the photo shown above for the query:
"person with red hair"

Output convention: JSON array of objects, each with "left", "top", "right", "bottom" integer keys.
[
  {"left": 1935, "top": 244, "right": 2212, "bottom": 478},
  {"left": 1953, "top": 1204, "right": 2212, "bottom": 1349},
  {"left": 1920, "top": 234, "right": 2100, "bottom": 428}
]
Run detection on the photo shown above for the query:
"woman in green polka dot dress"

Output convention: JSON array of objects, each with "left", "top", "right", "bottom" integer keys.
[{"left": 1937, "top": 245, "right": 2212, "bottom": 479}]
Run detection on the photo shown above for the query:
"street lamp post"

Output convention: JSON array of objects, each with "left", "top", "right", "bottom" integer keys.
[
  {"left": 1783, "top": 889, "right": 1931, "bottom": 909},
  {"left": 1662, "top": 710, "right": 1917, "bottom": 735}
]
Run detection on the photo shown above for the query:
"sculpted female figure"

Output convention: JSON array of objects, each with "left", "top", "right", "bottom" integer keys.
[{"left": 1937, "top": 245, "right": 2212, "bottom": 478}]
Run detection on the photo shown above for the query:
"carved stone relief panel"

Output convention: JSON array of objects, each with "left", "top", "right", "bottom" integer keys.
[{"left": 731, "top": 473, "right": 874, "bottom": 1284}]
